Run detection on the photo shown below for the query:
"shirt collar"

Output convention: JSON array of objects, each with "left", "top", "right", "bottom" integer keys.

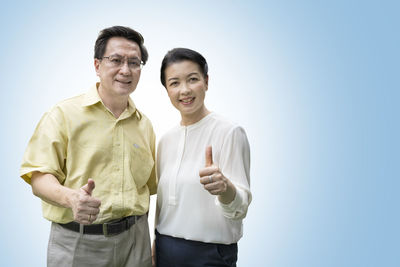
[
  {"left": 81, "top": 83, "right": 140, "bottom": 119},
  {"left": 81, "top": 83, "right": 102, "bottom": 107}
]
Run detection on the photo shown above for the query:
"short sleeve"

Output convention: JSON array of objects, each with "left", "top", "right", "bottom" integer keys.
[
  {"left": 216, "top": 126, "right": 252, "bottom": 219},
  {"left": 20, "top": 106, "right": 68, "bottom": 184}
]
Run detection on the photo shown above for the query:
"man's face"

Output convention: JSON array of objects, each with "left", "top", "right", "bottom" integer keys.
[{"left": 95, "top": 37, "right": 142, "bottom": 98}]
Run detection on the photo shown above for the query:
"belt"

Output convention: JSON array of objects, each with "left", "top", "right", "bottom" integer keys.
[{"left": 58, "top": 215, "right": 141, "bottom": 236}]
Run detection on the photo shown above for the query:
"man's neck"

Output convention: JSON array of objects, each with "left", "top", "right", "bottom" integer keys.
[{"left": 97, "top": 86, "right": 129, "bottom": 119}]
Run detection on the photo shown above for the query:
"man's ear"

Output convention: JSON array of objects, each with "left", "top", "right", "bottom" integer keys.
[
  {"left": 205, "top": 75, "right": 209, "bottom": 90},
  {"left": 94, "top": 58, "right": 101, "bottom": 76}
]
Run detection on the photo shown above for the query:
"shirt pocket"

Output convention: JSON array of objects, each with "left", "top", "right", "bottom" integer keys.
[{"left": 129, "top": 143, "right": 154, "bottom": 189}]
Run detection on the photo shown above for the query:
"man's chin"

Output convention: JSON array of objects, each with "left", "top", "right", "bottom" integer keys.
[{"left": 115, "top": 86, "right": 135, "bottom": 96}]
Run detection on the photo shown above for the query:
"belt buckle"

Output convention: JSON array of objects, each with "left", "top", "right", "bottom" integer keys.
[{"left": 102, "top": 223, "right": 109, "bottom": 236}]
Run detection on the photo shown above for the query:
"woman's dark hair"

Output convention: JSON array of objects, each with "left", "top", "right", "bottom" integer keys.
[
  {"left": 160, "top": 48, "right": 208, "bottom": 87},
  {"left": 94, "top": 26, "right": 148, "bottom": 64}
]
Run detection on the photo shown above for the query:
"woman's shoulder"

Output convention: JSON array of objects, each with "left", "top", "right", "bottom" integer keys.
[{"left": 208, "top": 112, "right": 245, "bottom": 134}]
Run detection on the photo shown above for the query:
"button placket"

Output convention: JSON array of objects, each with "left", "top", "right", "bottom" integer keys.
[
  {"left": 113, "top": 122, "right": 124, "bottom": 210},
  {"left": 169, "top": 127, "right": 187, "bottom": 205}
]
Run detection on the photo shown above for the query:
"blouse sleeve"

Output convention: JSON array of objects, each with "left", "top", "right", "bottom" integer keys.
[{"left": 216, "top": 126, "right": 252, "bottom": 220}]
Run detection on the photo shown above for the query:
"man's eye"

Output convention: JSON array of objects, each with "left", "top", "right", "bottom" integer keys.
[
  {"left": 128, "top": 61, "right": 140, "bottom": 67},
  {"left": 189, "top": 77, "right": 198, "bottom": 82},
  {"left": 169, "top": 82, "right": 178, "bottom": 87},
  {"left": 111, "top": 58, "right": 122, "bottom": 64}
]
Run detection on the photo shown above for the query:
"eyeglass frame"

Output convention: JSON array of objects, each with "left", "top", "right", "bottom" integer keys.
[{"left": 100, "top": 55, "right": 145, "bottom": 70}]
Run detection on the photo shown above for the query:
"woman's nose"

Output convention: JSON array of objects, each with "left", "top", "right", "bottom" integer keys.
[{"left": 180, "top": 83, "right": 191, "bottom": 94}]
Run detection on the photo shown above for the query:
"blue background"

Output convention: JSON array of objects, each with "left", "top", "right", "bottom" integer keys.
[{"left": 1, "top": 0, "right": 399, "bottom": 266}]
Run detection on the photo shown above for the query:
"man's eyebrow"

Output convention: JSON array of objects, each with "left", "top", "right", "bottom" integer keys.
[
  {"left": 107, "top": 54, "right": 139, "bottom": 59},
  {"left": 187, "top": 72, "right": 200, "bottom": 76}
]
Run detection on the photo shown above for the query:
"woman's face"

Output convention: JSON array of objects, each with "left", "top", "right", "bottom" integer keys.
[{"left": 164, "top": 60, "right": 209, "bottom": 125}]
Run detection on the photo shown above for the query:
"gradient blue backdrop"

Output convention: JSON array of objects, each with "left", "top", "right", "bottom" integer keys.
[{"left": 1, "top": 0, "right": 399, "bottom": 266}]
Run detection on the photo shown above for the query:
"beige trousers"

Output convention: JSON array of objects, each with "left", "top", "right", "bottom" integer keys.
[{"left": 47, "top": 215, "right": 151, "bottom": 267}]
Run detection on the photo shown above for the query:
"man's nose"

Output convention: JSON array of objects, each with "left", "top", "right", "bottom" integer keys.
[{"left": 119, "top": 60, "right": 131, "bottom": 75}]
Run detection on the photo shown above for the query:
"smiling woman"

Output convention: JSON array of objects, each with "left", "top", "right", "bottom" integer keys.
[
  {"left": 164, "top": 60, "right": 209, "bottom": 125},
  {"left": 153, "top": 48, "right": 252, "bottom": 267}
]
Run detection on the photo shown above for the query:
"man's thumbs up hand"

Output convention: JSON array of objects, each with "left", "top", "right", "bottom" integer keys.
[
  {"left": 70, "top": 178, "right": 101, "bottom": 225},
  {"left": 81, "top": 178, "right": 95, "bottom": 195}
]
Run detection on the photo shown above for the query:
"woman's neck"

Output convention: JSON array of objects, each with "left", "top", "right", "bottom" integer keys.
[{"left": 181, "top": 107, "right": 210, "bottom": 126}]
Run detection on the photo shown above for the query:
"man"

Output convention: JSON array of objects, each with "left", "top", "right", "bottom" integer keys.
[{"left": 20, "top": 26, "right": 156, "bottom": 267}]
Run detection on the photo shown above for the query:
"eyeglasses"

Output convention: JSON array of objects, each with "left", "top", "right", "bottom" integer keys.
[{"left": 101, "top": 55, "right": 144, "bottom": 70}]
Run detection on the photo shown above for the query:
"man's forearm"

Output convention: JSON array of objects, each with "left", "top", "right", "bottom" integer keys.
[{"left": 31, "top": 172, "right": 76, "bottom": 209}]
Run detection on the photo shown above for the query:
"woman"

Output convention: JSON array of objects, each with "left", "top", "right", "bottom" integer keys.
[{"left": 154, "top": 48, "right": 251, "bottom": 267}]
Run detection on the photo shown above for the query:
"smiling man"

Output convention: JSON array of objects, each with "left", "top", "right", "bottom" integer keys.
[{"left": 20, "top": 26, "right": 156, "bottom": 267}]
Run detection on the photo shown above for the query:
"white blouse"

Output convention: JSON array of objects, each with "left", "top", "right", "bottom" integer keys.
[{"left": 156, "top": 113, "right": 251, "bottom": 244}]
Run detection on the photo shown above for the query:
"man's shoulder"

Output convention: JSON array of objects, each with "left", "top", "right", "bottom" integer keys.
[
  {"left": 49, "top": 94, "right": 85, "bottom": 113},
  {"left": 42, "top": 93, "right": 85, "bottom": 121},
  {"left": 135, "top": 109, "right": 153, "bottom": 126},
  {"left": 54, "top": 93, "right": 86, "bottom": 109},
  {"left": 131, "top": 109, "right": 156, "bottom": 138}
]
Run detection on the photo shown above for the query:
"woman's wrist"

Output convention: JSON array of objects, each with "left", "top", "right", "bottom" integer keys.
[{"left": 218, "top": 180, "right": 236, "bottom": 204}]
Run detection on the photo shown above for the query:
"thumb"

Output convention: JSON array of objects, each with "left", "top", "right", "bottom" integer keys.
[
  {"left": 81, "top": 178, "right": 95, "bottom": 196},
  {"left": 205, "top": 146, "right": 213, "bottom": 167}
]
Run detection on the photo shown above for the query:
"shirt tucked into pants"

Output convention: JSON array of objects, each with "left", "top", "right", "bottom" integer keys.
[{"left": 47, "top": 215, "right": 151, "bottom": 267}]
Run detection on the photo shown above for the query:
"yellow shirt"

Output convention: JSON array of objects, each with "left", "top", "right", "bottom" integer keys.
[{"left": 20, "top": 84, "right": 157, "bottom": 224}]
